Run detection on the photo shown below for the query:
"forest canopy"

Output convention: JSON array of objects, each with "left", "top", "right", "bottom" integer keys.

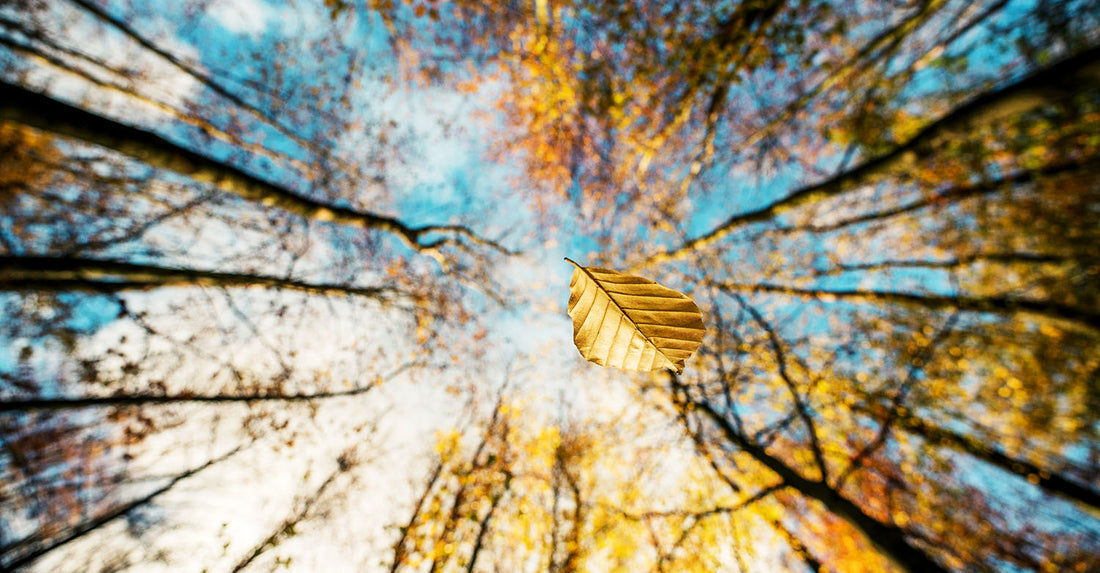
[{"left": 1, "top": 0, "right": 1099, "bottom": 571}]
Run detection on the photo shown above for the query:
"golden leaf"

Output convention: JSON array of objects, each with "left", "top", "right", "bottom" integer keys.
[{"left": 565, "top": 258, "right": 705, "bottom": 373}]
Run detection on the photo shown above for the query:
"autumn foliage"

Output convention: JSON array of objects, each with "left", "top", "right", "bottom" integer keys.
[{"left": 3, "top": 0, "right": 1100, "bottom": 571}]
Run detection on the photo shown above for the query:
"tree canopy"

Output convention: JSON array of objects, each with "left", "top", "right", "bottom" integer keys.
[{"left": 2, "top": 0, "right": 1098, "bottom": 571}]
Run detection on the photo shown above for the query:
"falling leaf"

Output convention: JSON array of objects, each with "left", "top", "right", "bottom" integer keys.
[{"left": 565, "top": 258, "right": 705, "bottom": 373}]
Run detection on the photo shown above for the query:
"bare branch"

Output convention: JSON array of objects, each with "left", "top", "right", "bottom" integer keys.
[
  {"left": 768, "top": 158, "right": 1099, "bottom": 238},
  {"left": 612, "top": 483, "right": 784, "bottom": 522},
  {"left": 836, "top": 314, "right": 958, "bottom": 489},
  {"left": 633, "top": 43, "right": 1100, "bottom": 270},
  {"left": 732, "top": 294, "right": 828, "bottom": 482},
  {"left": 66, "top": 0, "right": 317, "bottom": 152},
  {"left": 0, "top": 361, "right": 417, "bottom": 412},
  {"left": 710, "top": 280, "right": 1100, "bottom": 332},
  {"left": 1, "top": 444, "right": 249, "bottom": 571},
  {"left": 851, "top": 398, "right": 1100, "bottom": 510},
  {"left": 666, "top": 374, "right": 948, "bottom": 573},
  {"left": 771, "top": 519, "right": 823, "bottom": 573},
  {"left": 0, "top": 255, "right": 403, "bottom": 299},
  {"left": 0, "top": 80, "right": 515, "bottom": 256}
]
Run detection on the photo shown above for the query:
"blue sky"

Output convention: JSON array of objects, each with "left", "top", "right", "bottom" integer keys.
[{"left": 3, "top": 0, "right": 1099, "bottom": 570}]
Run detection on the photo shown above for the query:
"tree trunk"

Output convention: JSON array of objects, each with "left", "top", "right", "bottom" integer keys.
[
  {"left": 637, "top": 43, "right": 1100, "bottom": 270},
  {"left": 2, "top": 445, "right": 247, "bottom": 571},
  {"left": 855, "top": 401, "right": 1100, "bottom": 510},
  {"left": 713, "top": 281, "right": 1100, "bottom": 332},
  {"left": 678, "top": 384, "right": 948, "bottom": 573},
  {"left": 0, "top": 81, "right": 505, "bottom": 253},
  {"left": 0, "top": 361, "right": 414, "bottom": 412},
  {"left": 0, "top": 255, "right": 401, "bottom": 298}
]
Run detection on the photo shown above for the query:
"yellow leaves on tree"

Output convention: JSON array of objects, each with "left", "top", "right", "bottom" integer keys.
[{"left": 0, "top": 122, "right": 64, "bottom": 207}]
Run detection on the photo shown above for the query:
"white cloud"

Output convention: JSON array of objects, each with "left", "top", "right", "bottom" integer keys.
[{"left": 208, "top": 0, "right": 275, "bottom": 36}]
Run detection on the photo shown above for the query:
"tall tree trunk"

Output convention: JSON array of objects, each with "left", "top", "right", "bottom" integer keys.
[
  {"left": 0, "top": 361, "right": 414, "bottom": 412},
  {"left": 671, "top": 378, "right": 949, "bottom": 573},
  {"left": 0, "top": 255, "right": 401, "bottom": 298},
  {"left": 636, "top": 43, "right": 1100, "bottom": 270},
  {"left": 854, "top": 401, "right": 1100, "bottom": 510},
  {"left": 2, "top": 444, "right": 248, "bottom": 571},
  {"left": 712, "top": 281, "right": 1100, "bottom": 331},
  {"left": 0, "top": 81, "right": 507, "bottom": 254}
]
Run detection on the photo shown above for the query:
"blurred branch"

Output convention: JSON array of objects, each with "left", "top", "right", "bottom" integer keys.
[
  {"left": 612, "top": 483, "right": 784, "bottom": 522},
  {"left": 810, "top": 252, "right": 1067, "bottom": 277},
  {"left": 735, "top": 0, "right": 952, "bottom": 156},
  {"left": 0, "top": 33, "right": 313, "bottom": 174},
  {"left": 771, "top": 519, "right": 823, "bottom": 573},
  {"left": 667, "top": 373, "right": 948, "bottom": 573},
  {"left": 1, "top": 444, "right": 249, "bottom": 571},
  {"left": 851, "top": 398, "right": 1100, "bottom": 510},
  {"left": 0, "top": 255, "right": 404, "bottom": 299},
  {"left": 0, "top": 80, "right": 515, "bottom": 256},
  {"left": 710, "top": 281, "right": 1100, "bottom": 332},
  {"left": 465, "top": 477, "right": 511, "bottom": 573},
  {"left": 64, "top": 192, "right": 216, "bottom": 255},
  {"left": 231, "top": 441, "right": 375, "bottom": 572},
  {"left": 66, "top": 0, "right": 316, "bottom": 152},
  {"left": 835, "top": 313, "right": 958, "bottom": 490},
  {"left": 732, "top": 294, "right": 829, "bottom": 482},
  {"left": 769, "top": 157, "right": 1100, "bottom": 238},
  {"left": 0, "top": 361, "right": 418, "bottom": 412},
  {"left": 634, "top": 43, "right": 1100, "bottom": 270},
  {"left": 388, "top": 460, "right": 444, "bottom": 573}
]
